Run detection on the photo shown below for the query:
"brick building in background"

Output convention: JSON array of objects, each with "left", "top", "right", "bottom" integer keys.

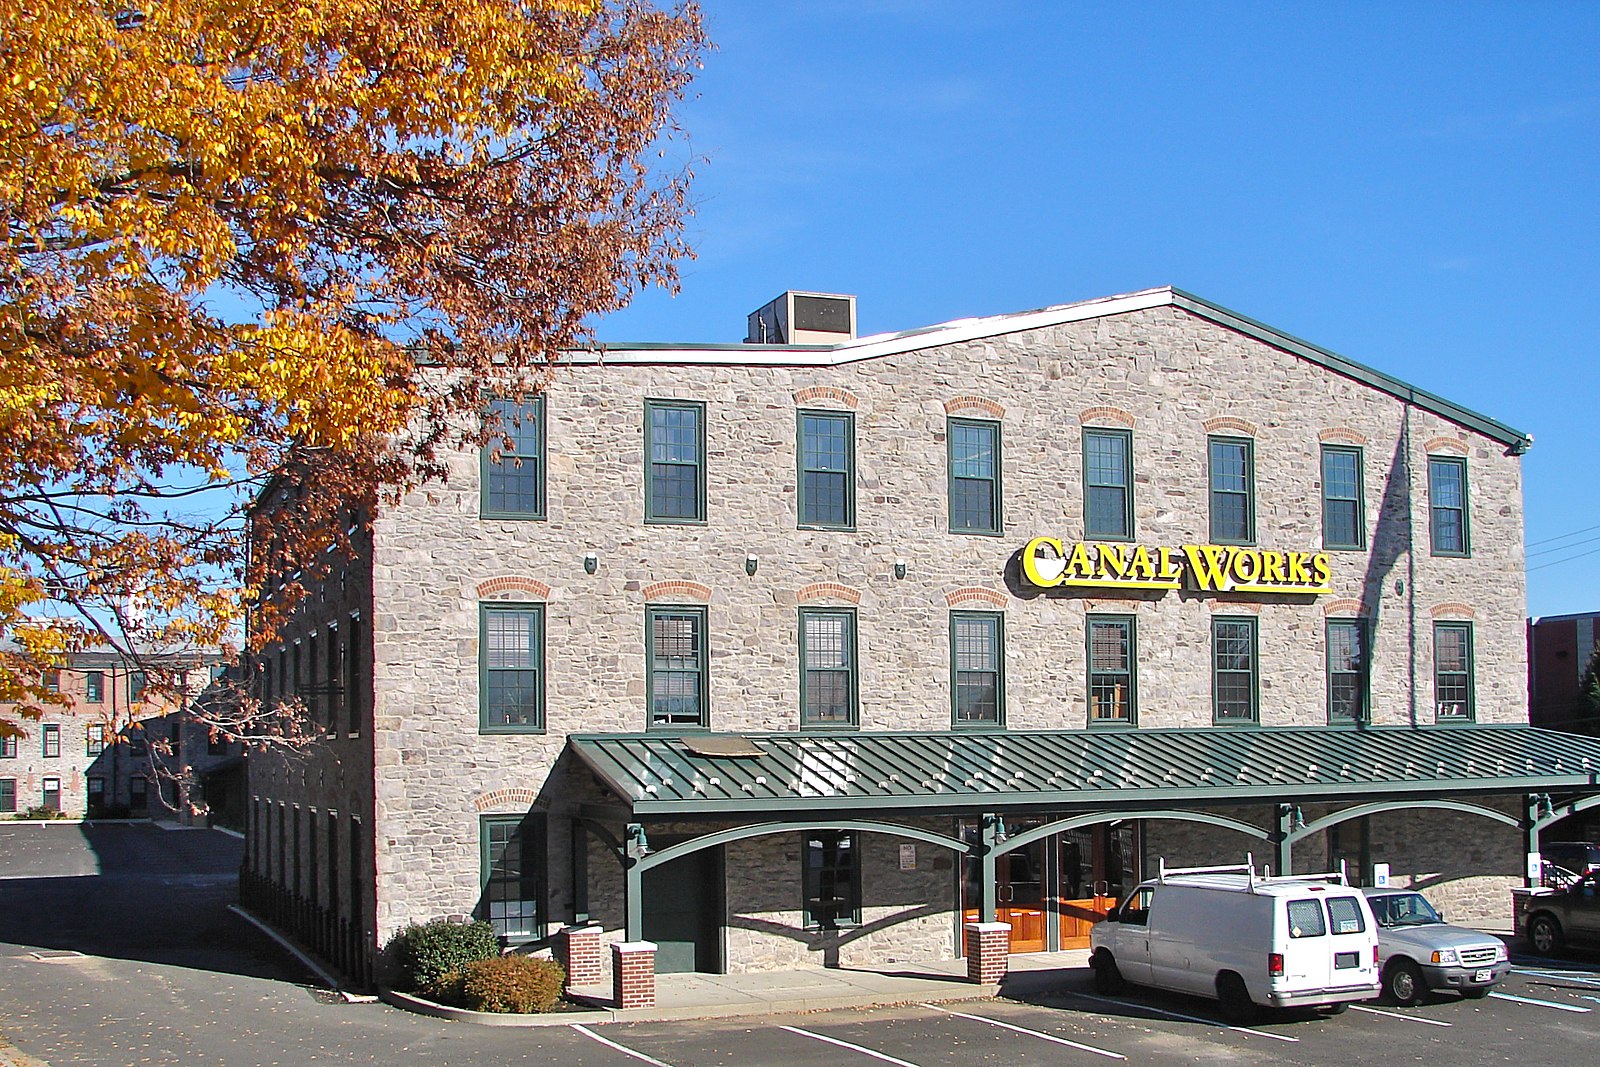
[
  {"left": 243, "top": 286, "right": 1600, "bottom": 988},
  {"left": 1529, "top": 611, "right": 1600, "bottom": 734}
]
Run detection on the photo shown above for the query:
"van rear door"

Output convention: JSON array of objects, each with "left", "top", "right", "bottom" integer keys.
[
  {"left": 1280, "top": 896, "right": 1331, "bottom": 994},
  {"left": 1323, "top": 894, "right": 1376, "bottom": 991}
]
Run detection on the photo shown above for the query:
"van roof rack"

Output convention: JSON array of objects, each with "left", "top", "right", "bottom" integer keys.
[{"left": 1156, "top": 856, "right": 1351, "bottom": 893}]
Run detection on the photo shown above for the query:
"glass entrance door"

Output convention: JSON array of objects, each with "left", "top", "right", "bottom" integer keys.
[
  {"left": 1058, "top": 823, "right": 1138, "bottom": 949},
  {"left": 961, "top": 820, "right": 1047, "bottom": 953}
]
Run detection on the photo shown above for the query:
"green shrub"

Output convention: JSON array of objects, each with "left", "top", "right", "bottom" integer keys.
[
  {"left": 385, "top": 919, "right": 499, "bottom": 995},
  {"left": 20, "top": 806, "right": 65, "bottom": 820},
  {"left": 458, "top": 954, "right": 566, "bottom": 1014}
]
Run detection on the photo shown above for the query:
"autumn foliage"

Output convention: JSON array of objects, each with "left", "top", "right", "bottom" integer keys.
[{"left": 0, "top": 0, "right": 705, "bottom": 738}]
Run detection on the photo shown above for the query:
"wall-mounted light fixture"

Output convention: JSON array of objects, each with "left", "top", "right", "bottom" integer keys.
[
  {"left": 745, "top": 554, "right": 759, "bottom": 576},
  {"left": 583, "top": 552, "right": 598, "bottom": 575},
  {"left": 893, "top": 558, "right": 907, "bottom": 580}
]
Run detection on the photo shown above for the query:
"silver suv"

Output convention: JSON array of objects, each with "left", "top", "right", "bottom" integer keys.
[{"left": 1362, "top": 887, "right": 1510, "bottom": 1005}]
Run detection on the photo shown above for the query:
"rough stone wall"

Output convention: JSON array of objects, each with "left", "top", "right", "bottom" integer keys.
[{"left": 362, "top": 301, "right": 1530, "bottom": 962}]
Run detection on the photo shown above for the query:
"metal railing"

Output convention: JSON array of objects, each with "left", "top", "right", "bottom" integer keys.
[{"left": 238, "top": 865, "right": 372, "bottom": 990}]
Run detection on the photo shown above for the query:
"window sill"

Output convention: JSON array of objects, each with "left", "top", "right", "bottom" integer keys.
[
  {"left": 479, "top": 511, "right": 548, "bottom": 522},
  {"left": 478, "top": 725, "right": 548, "bottom": 736}
]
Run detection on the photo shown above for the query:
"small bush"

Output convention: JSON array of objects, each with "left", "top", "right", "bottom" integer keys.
[
  {"left": 385, "top": 919, "right": 499, "bottom": 996},
  {"left": 458, "top": 954, "right": 566, "bottom": 1014},
  {"left": 20, "top": 806, "right": 66, "bottom": 820}
]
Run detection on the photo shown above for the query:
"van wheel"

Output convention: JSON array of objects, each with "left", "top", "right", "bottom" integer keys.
[
  {"left": 1529, "top": 914, "right": 1565, "bottom": 956},
  {"left": 1216, "top": 972, "right": 1257, "bottom": 1024},
  {"left": 1384, "top": 959, "right": 1425, "bottom": 1007},
  {"left": 1092, "top": 953, "right": 1125, "bottom": 995},
  {"left": 1319, "top": 1001, "right": 1350, "bottom": 1015}
]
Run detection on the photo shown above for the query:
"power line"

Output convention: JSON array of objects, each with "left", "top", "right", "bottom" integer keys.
[
  {"left": 1528, "top": 522, "right": 1600, "bottom": 549},
  {"left": 1529, "top": 544, "right": 1600, "bottom": 572},
  {"left": 1530, "top": 533, "right": 1600, "bottom": 558}
]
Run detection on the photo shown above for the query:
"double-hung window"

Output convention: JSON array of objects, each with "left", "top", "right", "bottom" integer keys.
[
  {"left": 1084, "top": 428, "right": 1133, "bottom": 540},
  {"left": 798, "top": 411, "right": 854, "bottom": 529},
  {"left": 948, "top": 418, "right": 1001, "bottom": 535},
  {"left": 85, "top": 670, "right": 104, "bottom": 703},
  {"left": 482, "top": 397, "right": 546, "bottom": 519},
  {"left": 480, "top": 604, "right": 545, "bottom": 733},
  {"left": 646, "top": 400, "right": 706, "bottom": 523},
  {"left": 0, "top": 778, "right": 13, "bottom": 813},
  {"left": 1434, "top": 622, "right": 1474, "bottom": 721},
  {"left": 42, "top": 724, "right": 59, "bottom": 758},
  {"left": 87, "top": 724, "right": 106, "bottom": 756},
  {"left": 1, "top": 736, "right": 17, "bottom": 758},
  {"left": 802, "top": 830, "right": 860, "bottom": 928},
  {"left": 1212, "top": 617, "right": 1258, "bottom": 723},
  {"left": 1087, "top": 615, "right": 1136, "bottom": 725},
  {"left": 480, "top": 813, "right": 545, "bottom": 943},
  {"left": 647, "top": 606, "right": 708, "bottom": 728},
  {"left": 1208, "top": 436, "right": 1254, "bottom": 544},
  {"left": 1327, "top": 618, "right": 1369, "bottom": 723},
  {"left": 42, "top": 777, "right": 60, "bottom": 812},
  {"left": 1428, "top": 456, "right": 1469, "bottom": 556},
  {"left": 800, "top": 609, "right": 857, "bottom": 728},
  {"left": 951, "top": 612, "right": 1003, "bottom": 727},
  {"left": 1321, "top": 445, "right": 1365, "bottom": 550}
]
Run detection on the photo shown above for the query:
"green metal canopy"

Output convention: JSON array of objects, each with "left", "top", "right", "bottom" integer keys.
[{"left": 568, "top": 725, "right": 1600, "bottom": 817}]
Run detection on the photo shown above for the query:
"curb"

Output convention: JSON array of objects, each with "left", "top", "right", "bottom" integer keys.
[
  {"left": 227, "top": 904, "right": 376, "bottom": 1003},
  {"left": 381, "top": 988, "right": 613, "bottom": 1027}
]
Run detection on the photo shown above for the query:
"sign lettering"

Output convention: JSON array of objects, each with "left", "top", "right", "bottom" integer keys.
[{"left": 1022, "top": 536, "right": 1332, "bottom": 596}]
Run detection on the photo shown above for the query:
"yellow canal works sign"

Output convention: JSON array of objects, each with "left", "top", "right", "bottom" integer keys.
[{"left": 1021, "top": 536, "right": 1332, "bottom": 596}]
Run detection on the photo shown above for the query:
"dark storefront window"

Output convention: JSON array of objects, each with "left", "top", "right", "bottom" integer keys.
[{"left": 803, "top": 830, "right": 860, "bottom": 928}]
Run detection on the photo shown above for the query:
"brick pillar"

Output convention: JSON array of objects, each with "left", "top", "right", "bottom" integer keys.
[
  {"left": 612, "top": 940, "right": 657, "bottom": 1010},
  {"left": 559, "top": 925, "right": 604, "bottom": 989},
  {"left": 964, "top": 921, "right": 1012, "bottom": 985}
]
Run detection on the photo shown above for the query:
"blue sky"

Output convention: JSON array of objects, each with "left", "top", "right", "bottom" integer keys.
[{"left": 592, "top": 2, "right": 1600, "bottom": 618}]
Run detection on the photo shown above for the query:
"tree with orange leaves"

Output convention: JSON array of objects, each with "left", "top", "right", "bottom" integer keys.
[{"left": 0, "top": 0, "right": 705, "bottom": 745}]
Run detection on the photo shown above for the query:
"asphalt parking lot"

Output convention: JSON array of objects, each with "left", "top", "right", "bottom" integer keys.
[{"left": 4, "top": 821, "right": 1600, "bottom": 1066}]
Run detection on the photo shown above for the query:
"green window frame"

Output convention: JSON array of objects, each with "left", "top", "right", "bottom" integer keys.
[
  {"left": 1327, "top": 618, "right": 1369, "bottom": 723},
  {"left": 1428, "top": 456, "right": 1470, "bottom": 557},
  {"left": 1084, "top": 428, "right": 1133, "bottom": 541},
  {"left": 951, "top": 611, "right": 1004, "bottom": 727},
  {"left": 42, "top": 777, "right": 60, "bottom": 812},
  {"left": 85, "top": 670, "right": 104, "bottom": 703},
  {"left": 479, "top": 603, "right": 545, "bottom": 733},
  {"left": 87, "top": 723, "right": 105, "bottom": 756},
  {"left": 646, "top": 605, "right": 709, "bottom": 729},
  {"left": 129, "top": 670, "right": 146, "bottom": 702},
  {"left": 645, "top": 399, "right": 707, "bottom": 524},
  {"left": 0, "top": 737, "right": 14, "bottom": 758},
  {"left": 1208, "top": 436, "right": 1255, "bottom": 544},
  {"left": 1212, "top": 616, "right": 1259, "bottom": 723},
  {"left": 1087, "top": 615, "right": 1136, "bottom": 726},
  {"left": 797, "top": 410, "right": 855, "bottom": 529},
  {"left": 0, "top": 778, "right": 14, "bottom": 813},
  {"left": 1434, "top": 621, "right": 1474, "bottom": 722},
  {"left": 802, "top": 829, "right": 861, "bottom": 929},
  {"left": 800, "top": 608, "right": 858, "bottom": 729},
  {"left": 947, "top": 418, "right": 1002, "bottom": 535},
  {"left": 42, "top": 724, "right": 59, "bottom": 758},
  {"left": 1320, "top": 445, "right": 1365, "bottom": 550},
  {"left": 479, "top": 813, "right": 546, "bottom": 944},
  {"left": 481, "top": 396, "right": 546, "bottom": 519}
]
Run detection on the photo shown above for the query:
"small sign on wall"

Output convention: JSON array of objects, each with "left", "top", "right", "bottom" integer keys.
[
  {"left": 899, "top": 844, "right": 917, "bottom": 871},
  {"left": 1372, "top": 862, "right": 1390, "bottom": 887},
  {"left": 1528, "top": 851, "right": 1543, "bottom": 881}
]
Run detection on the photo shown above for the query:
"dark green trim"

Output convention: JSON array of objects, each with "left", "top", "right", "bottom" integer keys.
[
  {"left": 1168, "top": 289, "right": 1531, "bottom": 453},
  {"left": 645, "top": 604, "right": 710, "bottom": 730},
  {"left": 1433, "top": 620, "right": 1475, "bottom": 723},
  {"left": 1086, "top": 614, "right": 1137, "bottom": 727},
  {"left": 1325, "top": 617, "right": 1370, "bottom": 725},
  {"left": 950, "top": 610, "right": 1005, "bottom": 728},
  {"left": 1211, "top": 615, "right": 1259, "bottom": 725},
  {"left": 1319, "top": 444, "right": 1366, "bottom": 551},
  {"left": 478, "top": 812, "right": 547, "bottom": 945},
  {"left": 1427, "top": 454, "right": 1471, "bottom": 558},
  {"left": 1083, "top": 427, "right": 1135, "bottom": 541},
  {"left": 799, "top": 607, "right": 858, "bottom": 730},
  {"left": 478, "top": 602, "right": 546, "bottom": 734},
  {"left": 796, "top": 409, "right": 856, "bottom": 530},
  {"left": 644, "top": 399, "right": 708, "bottom": 525},
  {"left": 479, "top": 396, "right": 547, "bottom": 520},
  {"left": 946, "top": 417, "right": 1004, "bottom": 536},
  {"left": 1207, "top": 435, "right": 1255, "bottom": 545}
]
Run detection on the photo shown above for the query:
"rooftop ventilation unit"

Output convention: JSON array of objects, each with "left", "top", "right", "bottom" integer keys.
[{"left": 745, "top": 291, "right": 856, "bottom": 345}]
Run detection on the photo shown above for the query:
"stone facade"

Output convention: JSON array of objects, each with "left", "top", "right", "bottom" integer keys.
[{"left": 245, "top": 288, "right": 1537, "bottom": 980}]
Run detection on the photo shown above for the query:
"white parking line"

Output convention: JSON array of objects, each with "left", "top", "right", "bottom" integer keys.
[
  {"left": 1488, "top": 991, "right": 1592, "bottom": 1013},
  {"left": 570, "top": 1023, "right": 675, "bottom": 1067},
  {"left": 1515, "top": 966, "right": 1600, "bottom": 988},
  {"left": 921, "top": 1004, "right": 1127, "bottom": 1060},
  {"left": 1067, "top": 990, "right": 1298, "bottom": 1042},
  {"left": 1350, "top": 1005, "right": 1452, "bottom": 1027},
  {"left": 779, "top": 1025, "right": 923, "bottom": 1067}
]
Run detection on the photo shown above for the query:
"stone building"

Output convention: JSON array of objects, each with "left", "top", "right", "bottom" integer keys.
[{"left": 243, "top": 286, "right": 1600, "bottom": 987}]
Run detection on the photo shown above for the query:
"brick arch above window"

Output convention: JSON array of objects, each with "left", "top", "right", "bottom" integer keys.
[
  {"left": 473, "top": 788, "right": 540, "bottom": 813},
  {"left": 1430, "top": 602, "right": 1477, "bottom": 620},
  {"left": 1204, "top": 416, "right": 1258, "bottom": 437},
  {"left": 1078, "top": 406, "right": 1135, "bottom": 429},
  {"left": 944, "top": 587, "right": 1007, "bottom": 608},
  {"left": 476, "top": 577, "right": 551, "bottom": 600},
  {"left": 1424, "top": 436, "right": 1469, "bottom": 456},
  {"left": 793, "top": 386, "right": 859, "bottom": 410},
  {"left": 943, "top": 396, "right": 1006, "bottom": 419},
  {"left": 797, "top": 582, "right": 862, "bottom": 605},
  {"left": 1321, "top": 597, "right": 1364, "bottom": 617},
  {"left": 641, "top": 580, "right": 712, "bottom": 603},
  {"left": 1207, "top": 599, "right": 1262, "bottom": 614},
  {"left": 1318, "top": 427, "right": 1369, "bottom": 446}
]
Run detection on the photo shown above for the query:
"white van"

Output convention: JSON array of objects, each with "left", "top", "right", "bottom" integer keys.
[{"left": 1088, "top": 859, "right": 1380, "bottom": 1021}]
